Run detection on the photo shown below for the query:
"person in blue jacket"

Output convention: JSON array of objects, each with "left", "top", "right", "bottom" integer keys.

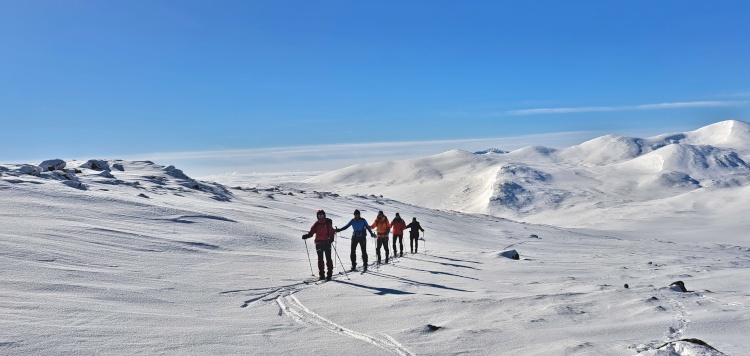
[{"left": 336, "top": 209, "right": 375, "bottom": 272}]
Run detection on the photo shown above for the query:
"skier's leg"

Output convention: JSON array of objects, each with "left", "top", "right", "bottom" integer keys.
[
  {"left": 376, "top": 238, "right": 382, "bottom": 263},
  {"left": 325, "top": 245, "right": 333, "bottom": 280},
  {"left": 384, "top": 237, "right": 390, "bottom": 263},
  {"left": 316, "top": 244, "right": 325, "bottom": 278},
  {"left": 360, "top": 237, "right": 368, "bottom": 266},
  {"left": 350, "top": 237, "right": 357, "bottom": 269}
]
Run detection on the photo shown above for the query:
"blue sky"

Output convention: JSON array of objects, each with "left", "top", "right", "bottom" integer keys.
[{"left": 2, "top": 1, "right": 749, "bottom": 175}]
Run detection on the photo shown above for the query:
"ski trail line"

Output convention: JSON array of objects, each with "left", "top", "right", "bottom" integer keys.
[
  {"left": 655, "top": 288, "right": 690, "bottom": 343},
  {"left": 276, "top": 294, "right": 414, "bottom": 356}
]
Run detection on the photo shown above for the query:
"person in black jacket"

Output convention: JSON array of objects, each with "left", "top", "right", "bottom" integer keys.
[{"left": 405, "top": 217, "right": 425, "bottom": 254}]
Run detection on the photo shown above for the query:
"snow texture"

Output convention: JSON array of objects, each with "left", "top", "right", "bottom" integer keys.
[{"left": 1, "top": 120, "right": 749, "bottom": 355}]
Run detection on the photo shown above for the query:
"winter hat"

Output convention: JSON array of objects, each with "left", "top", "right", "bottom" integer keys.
[
  {"left": 378, "top": 210, "right": 384, "bottom": 215},
  {"left": 395, "top": 213, "right": 401, "bottom": 218},
  {"left": 354, "top": 209, "right": 360, "bottom": 215},
  {"left": 317, "top": 210, "right": 326, "bottom": 217}
]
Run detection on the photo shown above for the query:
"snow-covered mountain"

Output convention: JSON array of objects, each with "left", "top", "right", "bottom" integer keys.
[
  {"left": 303, "top": 120, "right": 750, "bottom": 238},
  {"left": 2, "top": 122, "right": 749, "bottom": 355}
]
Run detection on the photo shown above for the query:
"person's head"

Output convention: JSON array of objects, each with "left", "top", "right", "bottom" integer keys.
[
  {"left": 412, "top": 217, "right": 417, "bottom": 222},
  {"left": 354, "top": 209, "right": 360, "bottom": 217},
  {"left": 378, "top": 210, "right": 384, "bottom": 218},
  {"left": 316, "top": 210, "right": 326, "bottom": 221},
  {"left": 395, "top": 213, "right": 400, "bottom": 219}
]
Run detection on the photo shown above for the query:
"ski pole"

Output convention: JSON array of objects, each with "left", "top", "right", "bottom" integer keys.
[
  {"left": 332, "top": 229, "right": 350, "bottom": 280},
  {"left": 423, "top": 231, "right": 426, "bottom": 255},
  {"left": 304, "top": 239, "right": 315, "bottom": 276},
  {"left": 371, "top": 233, "right": 379, "bottom": 270}
]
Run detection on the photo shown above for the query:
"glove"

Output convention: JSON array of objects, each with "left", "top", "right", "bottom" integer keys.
[
  {"left": 370, "top": 232, "right": 375, "bottom": 238},
  {"left": 334, "top": 228, "right": 341, "bottom": 233},
  {"left": 302, "top": 234, "right": 311, "bottom": 240}
]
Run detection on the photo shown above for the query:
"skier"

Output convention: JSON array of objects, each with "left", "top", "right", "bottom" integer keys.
[
  {"left": 405, "top": 217, "right": 425, "bottom": 254},
  {"left": 302, "top": 210, "right": 335, "bottom": 281},
  {"left": 335, "top": 209, "right": 375, "bottom": 272},
  {"left": 370, "top": 211, "right": 391, "bottom": 264},
  {"left": 391, "top": 213, "right": 407, "bottom": 258}
]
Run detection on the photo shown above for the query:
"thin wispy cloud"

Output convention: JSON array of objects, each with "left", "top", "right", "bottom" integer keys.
[
  {"left": 508, "top": 100, "right": 746, "bottom": 116},
  {"left": 127, "top": 131, "right": 599, "bottom": 177}
]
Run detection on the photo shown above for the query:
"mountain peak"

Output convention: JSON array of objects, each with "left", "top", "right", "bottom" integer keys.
[{"left": 687, "top": 119, "right": 750, "bottom": 147}]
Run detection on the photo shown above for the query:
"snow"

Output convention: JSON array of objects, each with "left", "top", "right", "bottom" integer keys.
[
  {"left": 1, "top": 120, "right": 749, "bottom": 355},
  {"left": 303, "top": 120, "right": 750, "bottom": 242}
]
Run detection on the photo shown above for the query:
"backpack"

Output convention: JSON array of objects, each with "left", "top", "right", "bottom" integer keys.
[
  {"left": 313, "top": 218, "right": 334, "bottom": 239},
  {"left": 353, "top": 218, "right": 367, "bottom": 237}
]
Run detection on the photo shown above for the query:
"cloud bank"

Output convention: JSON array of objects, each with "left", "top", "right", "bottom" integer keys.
[
  {"left": 508, "top": 101, "right": 745, "bottom": 116},
  {"left": 127, "top": 131, "right": 599, "bottom": 177}
]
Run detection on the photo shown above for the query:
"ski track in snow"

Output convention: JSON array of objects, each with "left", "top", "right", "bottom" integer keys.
[
  {"left": 650, "top": 287, "right": 690, "bottom": 350},
  {"left": 276, "top": 294, "right": 415, "bottom": 356}
]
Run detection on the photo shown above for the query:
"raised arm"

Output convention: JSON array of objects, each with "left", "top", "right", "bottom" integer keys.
[{"left": 336, "top": 219, "right": 353, "bottom": 232}]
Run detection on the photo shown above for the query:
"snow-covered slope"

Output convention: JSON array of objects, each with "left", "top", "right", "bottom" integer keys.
[
  {"left": 1, "top": 158, "right": 747, "bottom": 355},
  {"left": 303, "top": 120, "right": 750, "bottom": 239}
]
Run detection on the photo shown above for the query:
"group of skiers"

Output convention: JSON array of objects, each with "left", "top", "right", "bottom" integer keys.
[{"left": 302, "top": 209, "right": 425, "bottom": 281}]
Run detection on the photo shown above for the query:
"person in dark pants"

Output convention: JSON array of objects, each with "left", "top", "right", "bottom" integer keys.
[
  {"left": 391, "top": 213, "right": 407, "bottom": 258},
  {"left": 302, "top": 210, "right": 335, "bottom": 280},
  {"left": 335, "top": 209, "right": 374, "bottom": 272},
  {"left": 405, "top": 217, "right": 425, "bottom": 254},
  {"left": 370, "top": 211, "right": 391, "bottom": 264}
]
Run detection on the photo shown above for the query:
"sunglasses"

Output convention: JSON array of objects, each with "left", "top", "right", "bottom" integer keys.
[{"left": 317, "top": 214, "right": 325, "bottom": 217}]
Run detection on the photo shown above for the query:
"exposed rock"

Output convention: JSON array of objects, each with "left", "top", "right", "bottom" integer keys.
[
  {"left": 624, "top": 284, "right": 629, "bottom": 289},
  {"left": 112, "top": 163, "right": 125, "bottom": 171},
  {"left": 670, "top": 280, "right": 688, "bottom": 292},
  {"left": 500, "top": 249, "right": 520, "bottom": 260},
  {"left": 20, "top": 165, "right": 42, "bottom": 176},
  {"left": 165, "top": 165, "right": 191, "bottom": 180},
  {"left": 491, "top": 182, "right": 532, "bottom": 209},
  {"left": 138, "top": 193, "right": 150, "bottom": 199},
  {"left": 426, "top": 324, "right": 442, "bottom": 331},
  {"left": 39, "top": 159, "right": 66, "bottom": 171},
  {"left": 81, "top": 159, "right": 111, "bottom": 171},
  {"left": 98, "top": 171, "right": 115, "bottom": 179},
  {"left": 651, "top": 338, "right": 725, "bottom": 355},
  {"left": 474, "top": 148, "right": 509, "bottom": 155}
]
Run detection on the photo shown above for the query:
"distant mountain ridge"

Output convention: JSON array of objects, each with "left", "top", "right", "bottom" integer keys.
[{"left": 303, "top": 120, "right": 750, "bottom": 233}]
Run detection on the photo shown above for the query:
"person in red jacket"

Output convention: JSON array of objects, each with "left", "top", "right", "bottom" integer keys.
[
  {"left": 302, "top": 210, "right": 335, "bottom": 280},
  {"left": 391, "top": 213, "right": 407, "bottom": 258}
]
